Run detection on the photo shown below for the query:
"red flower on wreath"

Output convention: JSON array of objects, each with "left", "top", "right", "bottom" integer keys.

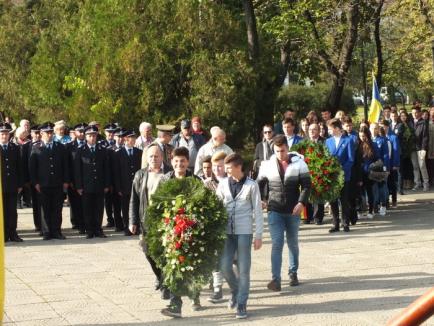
[
  {"left": 164, "top": 217, "right": 170, "bottom": 225},
  {"left": 175, "top": 241, "right": 182, "bottom": 249},
  {"left": 178, "top": 208, "right": 185, "bottom": 214},
  {"left": 178, "top": 255, "right": 185, "bottom": 263}
]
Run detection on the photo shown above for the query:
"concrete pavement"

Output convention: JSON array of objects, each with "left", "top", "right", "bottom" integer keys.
[{"left": 4, "top": 191, "right": 434, "bottom": 325}]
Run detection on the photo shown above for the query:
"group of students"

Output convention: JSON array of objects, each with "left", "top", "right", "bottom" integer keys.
[{"left": 253, "top": 106, "right": 434, "bottom": 232}]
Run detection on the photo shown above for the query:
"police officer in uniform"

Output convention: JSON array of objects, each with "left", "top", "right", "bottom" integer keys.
[
  {"left": 99, "top": 123, "right": 117, "bottom": 148},
  {"left": 114, "top": 130, "right": 142, "bottom": 235},
  {"left": 74, "top": 125, "right": 110, "bottom": 238},
  {"left": 0, "top": 123, "right": 23, "bottom": 242},
  {"left": 28, "top": 125, "right": 42, "bottom": 232},
  {"left": 66, "top": 123, "right": 87, "bottom": 234},
  {"left": 104, "top": 126, "right": 124, "bottom": 229},
  {"left": 29, "top": 122, "right": 69, "bottom": 240}
]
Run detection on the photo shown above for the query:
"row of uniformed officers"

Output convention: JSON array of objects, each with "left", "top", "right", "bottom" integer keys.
[{"left": 1, "top": 121, "right": 145, "bottom": 241}]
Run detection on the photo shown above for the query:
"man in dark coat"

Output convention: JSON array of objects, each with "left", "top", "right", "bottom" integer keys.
[
  {"left": 29, "top": 122, "right": 69, "bottom": 240},
  {"left": 129, "top": 144, "right": 172, "bottom": 295},
  {"left": 28, "top": 125, "right": 42, "bottom": 232},
  {"left": 114, "top": 130, "right": 142, "bottom": 235},
  {"left": 65, "top": 123, "right": 87, "bottom": 234},
  {"left": 252, "top": 124, "right": 274, "bottom": 179},
  {"left": 1, "top": 123, "right": 23, "bottom": 242},
  {"left": 105, "top": 127, "right": 124, "bottom": 230},
  {"left": 74, "top": 125, "right": 110, "bottom": 239}
]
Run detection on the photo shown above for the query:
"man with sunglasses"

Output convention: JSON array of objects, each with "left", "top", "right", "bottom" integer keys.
[{"left": 252, "top": 125, "right": 274, "bottom": 179}]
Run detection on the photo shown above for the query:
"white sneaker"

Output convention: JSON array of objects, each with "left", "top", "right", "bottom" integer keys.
[
  {"left": 366, "top": 213, "right": 374, "bottom": 219},
  {"left": 379, "top": 206, "right": 386, "bottom": 216},
  {"left": 412, "top": 184, "right": 421, "bottom": 191}
]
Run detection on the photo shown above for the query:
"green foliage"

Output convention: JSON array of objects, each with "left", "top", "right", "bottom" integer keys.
[
  {"left": 145, "top": 177, "right": 227, "bottom": 297},
  {"left": 275, "top": 83, "right": 356, "bottom": 119},
  {"left": 292, "top": 140, "right": 344, "bottom": 203}
]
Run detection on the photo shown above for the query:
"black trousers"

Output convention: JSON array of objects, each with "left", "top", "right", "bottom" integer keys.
[
  {"left": 105, "top": 191, "right": 121, "bottom": 225},
  {"left": 18, "top": 184, "right": 32, "bottom": 207},
  {"left": 307, "top": 203, "right": 324, "bottom": 223},
  {"left": 140, "top": 237, "right": 162, "bottom": 282},
  {"left": 82, "top": 193, "right": 105, "bottom": 235},
  {"left": 31, "top": 185, "right": 42, "bottom": 230},
  {"left": 387, "top": 169, "right": 398, "bottom": 204},
  {"left": 39, "top": 186, "right": 64, "bottom": 236},
  {"left": 3, "top": 192, "right": 18, "bottom": 238},
  {"left": 330, "top": 181, "right": 350, "bottom": 228},
  {"left": 120, "top": 192, "right": 132, "bottom": 230},
  {"left": 68, "top": 187, "right": 84, "bottom": 230}
]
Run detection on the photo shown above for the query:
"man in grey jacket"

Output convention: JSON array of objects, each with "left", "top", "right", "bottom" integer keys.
[
  {"left": 257, "top": 134, "right": 311, "bottom": 292},
  {"left": 129, "top": 144, "right": 172, "bottom": 296}
]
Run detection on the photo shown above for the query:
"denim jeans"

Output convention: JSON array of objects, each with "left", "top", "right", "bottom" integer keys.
[
  {"left": 268, "top": 211, "right": 300, "bottom": 283},
  {"left": 220, "top": 234, "right": 253, "bottom": 305}
]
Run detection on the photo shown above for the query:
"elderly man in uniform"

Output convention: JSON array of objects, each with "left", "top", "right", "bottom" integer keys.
[
  {"left": 114, "top": 130, "right": 142, "bottom": 235},
  {"left": 194, "top": 127, "right": 233, "bottom": 176},
  {"left": 29, "top": 122, "right": 70, "bottom": 240},
  {"left": 141, "top": 125, "right": 175, "bottom": 168},
  {"left": 1, "top": 122, "right": 23, "bottom": 242},
  {"left": 65, "top": 123, "right": 87, "bottom": 234},
  {"left": 74, "top": 125, "right": 110, "bottom": 239}
]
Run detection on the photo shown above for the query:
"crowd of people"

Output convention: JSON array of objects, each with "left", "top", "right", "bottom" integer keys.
[{"left": 1, "top": 103, "right": 434, "bottom": 319}]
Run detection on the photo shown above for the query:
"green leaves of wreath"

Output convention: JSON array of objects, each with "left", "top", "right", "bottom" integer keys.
[
  {"left": 292, "top": 140, "right": 344, "bottom": 203},
  {"left": 145, "top": 177, "right": 227, "bottom": 297}
]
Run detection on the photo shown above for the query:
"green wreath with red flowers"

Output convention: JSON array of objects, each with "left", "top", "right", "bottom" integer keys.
[
  {"left": 145, "top": 177, "right": 227, "bottom": 297},
  {"left": 292, "top": 140, "right": 344, "bottom": 203}
]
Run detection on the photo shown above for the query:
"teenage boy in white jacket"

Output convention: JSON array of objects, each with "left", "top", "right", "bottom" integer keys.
[{"left": 216, "top": 153, "right": 263, "bottom": 319}]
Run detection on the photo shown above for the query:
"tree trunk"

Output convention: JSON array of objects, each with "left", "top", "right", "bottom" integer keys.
[
  {"left": 242, "top": 0, "right": 259, "bottom": 61},
  {"left": 306, "top": 1, "right": 360, "bottom": 114},
  {"left": 374, "top": 0, "right": 384, "bottom": 88}
]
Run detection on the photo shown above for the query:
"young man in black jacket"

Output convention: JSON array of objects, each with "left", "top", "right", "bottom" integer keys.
[{"left": 410, "top": 107, "right": 429, "bottom": 191}]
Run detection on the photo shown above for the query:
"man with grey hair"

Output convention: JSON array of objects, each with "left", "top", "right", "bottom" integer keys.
[
  {"left": 141, "top": 125, "right": 175, "bottom": 168},
  {"left": 194, "top": 127, "right": 233, "bottom": 175},
  {"left": 135, "top": 122, "right": 154, "bottom": 150}
]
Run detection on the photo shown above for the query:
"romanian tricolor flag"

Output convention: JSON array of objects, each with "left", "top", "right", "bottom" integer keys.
[
  {"left": 368, "top": 73, "right": 383, "bottom": 123},
  {"left": 0, "top": 156, "right": 4, "bottom": 322}
]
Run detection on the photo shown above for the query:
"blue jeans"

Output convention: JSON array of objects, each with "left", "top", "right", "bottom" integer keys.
[
  {"left": 268, "top": 211, "right": 300, "bottom": 283},
  {"left": 220, "top": 234, "right": 252, "bottom": 305}
]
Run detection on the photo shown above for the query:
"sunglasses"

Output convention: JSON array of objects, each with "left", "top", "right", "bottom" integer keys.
[{"left": 263, "top": 131, "right": 272, "bottom": 134}]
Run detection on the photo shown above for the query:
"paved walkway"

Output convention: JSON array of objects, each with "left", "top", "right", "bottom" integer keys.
[{"left": 4, "top": 192, "right": 434, "bottom": 325}]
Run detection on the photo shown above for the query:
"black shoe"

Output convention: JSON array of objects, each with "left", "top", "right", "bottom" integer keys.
[
  {"left": 43, "top": 234, "right": 52, "bottom": 240},
  {"left": 105, "top": 222, "right": 115, "bottom": 228},
  {"left": 115, "top": 227, "right": 124, "bottom": 232},
  {"left": 267, "top": 279, "right": 281, "bottom": 292},
  {"left": 207, "top": 286, "right": 223, "bottom": 303},
  {"left": 161, "top": 287, "right": 171, "bottom": 300},
  {"left": 34, "top": 227, "right": 41, "bottom": 232},
  {"left": 124, "top": 229, "right": 132, "bottom": 236},
  {"left": 86, "top": 233, "right": 94, "bottom": 239},
  {"left": 4, "top": 236, "right": 9, "bottom": 242},
  {"left": 289, "top": 272, "right": 299, "bottom": 286},
  {"left": 96, "top": 231, "right": 107, "bottom": 238},
  {"left": 38, "top": 231, "right": 43, "bottom": 236},
  {"left": 343, "top": 226, "right": 350, "bottom": 232},
  {"left": 52, "top": 233, "right": 66, "bottom": 240},
  {"left": 71, "top": 225, "right": 79, "bottom": 230},
  {"left": 329, "top": 227, "right": 340, "bottom": 233},
  {"left": 78, "top": 229, "right": 86, "bottom": 235},
  {"left": 10, "top": 234, "right": 23, "bottom": 242},
  {"left": 302, "top": 220, "right": 311, "bottom": 224},
  {"left": 161, "top": 305, "right": 182, "bottom": 318}
]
